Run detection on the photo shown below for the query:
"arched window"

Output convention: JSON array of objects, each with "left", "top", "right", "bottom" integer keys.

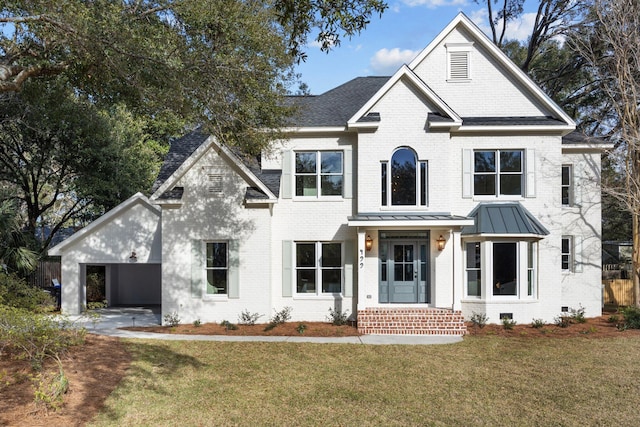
[{"left": 381, "top": 148, "right": 427, "bottom": 206}]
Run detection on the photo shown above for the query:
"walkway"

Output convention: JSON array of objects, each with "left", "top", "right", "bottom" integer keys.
[{"left": 69, "top": 307, "right": 463, "bottom": 346}]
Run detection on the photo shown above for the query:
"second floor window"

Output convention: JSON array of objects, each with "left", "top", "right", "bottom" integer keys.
[
  {"left": 295, "top": 151, "right": 343, "bottom": 197},
  {"left": 381, "top": 148, "right": 427, "bottom": 206},
  {"left": 562, "top": 165, "right": 572, "bottom": 206},
  {"left": 474, "top": 150, "right": 523, "bottom": 196}
]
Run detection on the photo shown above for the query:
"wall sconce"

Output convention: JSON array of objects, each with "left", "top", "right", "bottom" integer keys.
[
  {"left": 436, "top": 235, "right": 446, "bottom": 251},
  {"left": 129, "top": 250, "right": 137, "bottom": 262},
  {"left": 365, "top": 235, "right": 373, "bottom": 252}
]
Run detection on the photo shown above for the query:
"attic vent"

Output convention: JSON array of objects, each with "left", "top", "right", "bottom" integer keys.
[
  {"left": 207, "top": 174, "right": 223, "bottom": 195},
  {"left": 446, "top": 43, "right": 473, "bottom": 81},
  {"left": 449, "top": 51, "right": 469, "bottom": 80}
]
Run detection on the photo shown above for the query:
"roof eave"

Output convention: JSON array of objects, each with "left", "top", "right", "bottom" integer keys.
[
  {"left": 562, "top": 143, "right": 614, "bottom": 152},
  {"left": 455, "top": 124, "right": 575, "bottom": 134}
]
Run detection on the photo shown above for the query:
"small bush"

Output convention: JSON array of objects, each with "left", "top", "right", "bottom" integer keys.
[
  {"left": 619, "top": 306, "right": 640, "bottom": 329},
  {"left": 238, "top": 310, "right": 263, "bottom": 326},
  {"left": 220, "top": 320, "right": 238, "bottom": 331},
  {"left": 32, "top": 357, "right": 68, "bottom": 411},
  {"left": 608, "top": 314, "right": 620, "bottom": 324},
  {"left": 327, "top": 307, "right": 349, "bottom": 326},
  {"left": 193, "top": 319, "right": 201, "bottom": 327},
  {"left": 469, "top": 312, "right": 488, "bottom": 328},
  {"left": 264, "top": 306, "right": 292, "bottom": 331},
  {"left": 163, "top": 312, "right": 180, "bottom": 327},
  {"left": 502, "top": 317, "right": 517, "bottom": 330},
  {"left": 570, "top": 305, "right": 586, "bottom": 323},
  {"left": 531, "top": 318, "right": 545, "bottom": 329},
  {"left": 554, "top": 315, "right": 572, "bottom": 328},
  {"left": 296, "top": 323, "right": 307, "bottom": 334}
]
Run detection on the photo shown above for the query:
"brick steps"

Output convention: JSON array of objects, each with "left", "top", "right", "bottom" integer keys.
[{"left": 357, "top": 308, "right": 467, "bottom": 336}]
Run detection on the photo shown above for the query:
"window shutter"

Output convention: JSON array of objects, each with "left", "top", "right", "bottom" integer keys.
[
  {"left": 526, "top": 148, "right": 536, "bottom": 197},
  {"left": 282, "top": 150, "right": 292, "bottom": 199},
  {"left": 343, "top": 149, "right": 353, "bottom": 199},
  {"left": 343, "top": 240, "right": 354, "bottom": 297},
  {"left": 228, "top": 240, "right": 240, "bottom": 298},
  {"left": 282, "top": 240, "right": 292, "bottom": 297},
  {"left": 190, "top": 240, "right": 202, "bottom": 298},
  {"left": 574, "top": 236, "right": 583, "bottom": 273},
  {"left": 462, "top": 149, "right": 472, "bottom": 198},
  {"left": 573, "top": 169, "right": 581, "bottom": 207}
]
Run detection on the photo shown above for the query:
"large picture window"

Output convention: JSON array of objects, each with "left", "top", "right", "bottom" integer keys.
[
  {"left": 381, "top": 148, "right": 427, "bottom": 206},
  {"left": 493, "top": 243, "right": 517, "bottom": 296},
  {"left": 295, "top": 242, "right": 342, "bottom": 294},
  {"left": 474, "top": 150, "right": 523, "bottom": 196},
  {"left": 295, "top": 151, "right": 343, "bottom": 197},
  {"left": 205, "top": 242, "right": 228, "bottom": 295}
]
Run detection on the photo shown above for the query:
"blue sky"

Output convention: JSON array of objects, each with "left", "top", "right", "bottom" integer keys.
[{"left": 295, "top": 0, "right": 542, "bottom": 94}]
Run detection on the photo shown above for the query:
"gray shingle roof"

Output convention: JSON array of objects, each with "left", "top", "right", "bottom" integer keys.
[
  {"left": 462, "top": 116, "right": 567, "bottom": 126},
  {"left": 562, "top": 131, "right": 608, "bottom": 145},
  {"left": 462, "top": 202, "right": 549, "bottom": 236},
  {"left": 151, "top": 130, "right": 209, "bottom": 193},
  {"left": 287, "top": 77, "right": 390, "bottom": 127}
]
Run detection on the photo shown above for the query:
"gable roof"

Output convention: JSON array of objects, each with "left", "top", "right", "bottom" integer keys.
[
  {"left": 409, "top": 13, "right": 575, "bottom": 131},
  {"left": 347, "top": 65, "right": 463, "bottom": 129},
  {"left": 48, "top": 192, "right": 160, "bottom": 255},
  {"left": 151, "top": 129, "right": 279, "bottom": 203}
]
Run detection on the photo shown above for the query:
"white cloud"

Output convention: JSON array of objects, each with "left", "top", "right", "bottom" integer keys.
[
  {"left": 469, "top": 9, "right": 538, "bottom": 42},
  {"left": 401, "top": 0, "right": 468, "bottom": 9},
  {"left": 370, "top": 48, "right": 420, "bottom": 74}
]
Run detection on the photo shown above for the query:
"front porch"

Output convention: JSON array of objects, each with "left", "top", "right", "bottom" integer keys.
[{"left": 357, "top": 307, "right": 467, "bottom": 335}]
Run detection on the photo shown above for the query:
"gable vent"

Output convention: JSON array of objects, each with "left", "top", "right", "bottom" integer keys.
[
  {"left": 207, "top": 174, "right": 223, "bottom": 195},
  {"left": 449, "top": 51, "right": 469, "bottom": 80}
]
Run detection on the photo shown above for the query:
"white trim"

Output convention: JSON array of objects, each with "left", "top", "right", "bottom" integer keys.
[
  {"left": 457, "top": 125, "right": 574, "bottom": 134},
  {"left": 48, "top": 193, "right": 159, "bottom": 256},
  {"left": 562, "top": 143, "right": 614, "bottom": 153},
  {"left": 347, "top": 218, "right": 474, "bottom": 227},
  {"left": 283, "top": 126, "right": 348, "bottom": 134},
  {"left": 347, "top": 65, "right": 463, "bottom": 127}
]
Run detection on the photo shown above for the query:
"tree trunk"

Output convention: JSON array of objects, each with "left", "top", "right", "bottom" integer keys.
[{"left": 634, "top": 212, "right": 640, "bottom": 306}]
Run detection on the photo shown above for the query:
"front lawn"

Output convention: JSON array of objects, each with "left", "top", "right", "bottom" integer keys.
[{"left": 89, "top": 336, "right": 640, "bottom": 426}]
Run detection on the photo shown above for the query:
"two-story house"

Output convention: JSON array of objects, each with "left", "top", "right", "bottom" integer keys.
[{"left": 49, "top": 14, "right": 610, "bottom": 334}]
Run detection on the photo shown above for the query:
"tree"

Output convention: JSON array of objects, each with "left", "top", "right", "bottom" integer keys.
[
  {"left": 0, "top": 0, "right": 387, "bottom": 153},
  {"left": 0, "top": 198, "right": 36, "bottom": 274},
  {"left": 0, "top": 79, "right": 164, "bottom": 250},
  {"left": 573, "top": 0, "right": 640, "bottom": 306}
]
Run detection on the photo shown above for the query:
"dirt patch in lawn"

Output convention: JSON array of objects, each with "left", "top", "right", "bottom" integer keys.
[
  {"left": 2, "top": 313, "right": 639, "bottom": 426},
  {"left": 123, "top": 321, "right": 361, "bottom": 337}
]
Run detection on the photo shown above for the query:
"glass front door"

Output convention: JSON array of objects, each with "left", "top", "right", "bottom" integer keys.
[{"left": 379, "top": 231, "right": 430, "bottom": 304}]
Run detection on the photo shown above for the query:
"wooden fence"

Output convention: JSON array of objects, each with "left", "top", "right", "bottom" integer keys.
[
  {"left": 602, "top": 279, "right": 634, "bottom": 307},
  {"left": 27, "top": 260, "right": 61, "bottom": 289}
]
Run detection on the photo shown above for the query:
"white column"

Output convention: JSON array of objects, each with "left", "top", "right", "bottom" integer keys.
[
  {"left": 356, "top": 228, "right": 367, "bottom": 312},
  {"left": 452, "top": 229, "right": 463, "bottom": 311}
]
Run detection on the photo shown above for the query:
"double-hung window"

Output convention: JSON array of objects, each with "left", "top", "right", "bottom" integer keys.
[
  {"left": 562, "top": 236, "right": 573, "bottom": 271},
  {"left": 295, "top": 242, "right": 342, "bottom": 294},
  {"left": 474, "top": 150, "right": 523, "bottom": 196},
  {"left": 381, "top": 148, "right": 428, "bottom": 206},
  {"left": 295, "top": 151, "right": 343, "bottom": 197},
  {"left": 465, "top": 242, "right": 481, "bottom": 297},
  {"left": 205, "top": 242, "right": 228, "bottom": 295},
  {"left": 562, "top": 165, "right": 572, "bottom": 206}
]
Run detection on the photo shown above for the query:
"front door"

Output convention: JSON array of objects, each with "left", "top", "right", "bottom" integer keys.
[
  {"left": 379, "top": 232, "right": 429, "bottom": 303},
  {"left": 390, "top": 243, "right": 418, "bottom": 302}
]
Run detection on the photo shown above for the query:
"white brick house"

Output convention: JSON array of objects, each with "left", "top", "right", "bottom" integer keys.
[{"left": 49, "top": 14, "right": 610, "bottom": 334}]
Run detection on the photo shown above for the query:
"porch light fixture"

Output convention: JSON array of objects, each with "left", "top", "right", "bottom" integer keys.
[
  {"left": 436, "top": 235, "right": 446, "bottom": 251},
  {"left": 365, "top": 235, "right": 373, "bottom": 251}
]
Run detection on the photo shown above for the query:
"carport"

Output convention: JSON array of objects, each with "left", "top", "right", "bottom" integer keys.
[{"left": 48, "top": 193, "right": 162, "bottom": 315}]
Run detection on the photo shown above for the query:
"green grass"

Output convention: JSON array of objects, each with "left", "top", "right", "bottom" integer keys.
[{"left": 90, "top": 336, "right": 640, "bottom": 426}]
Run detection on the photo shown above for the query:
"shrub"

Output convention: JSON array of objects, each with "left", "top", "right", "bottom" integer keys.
[
  {"left": 327, "top": 307, "right": 349, "bottom": 326},
  {"left": 0, "top": 272, "right": 54, "bottom": 312},
  {"left": 502, "top": 317, "right": 517, "bottom": 330},
  {"left": 296, "top": 323, "right": 307, "bottom": 334},
  {"left": 32, "top": 356, "right": 68, "bottom": 411},
  {"left": 264, "top": 306, "right": 292, "bottom": 331},
  {"left": 469, "top": 312, "right": 488, "bottom": 328},
  {"left": 619, "top": 306, "right": 640, "bottom": 329},
  {"left": 220, "top": 320, "right": 238, "bottom": 331},
  {"left": 554, "top": 315, "right": 572, "bottom": 328},
  {"left": 531, "top": 318, "right": 545, "bottom": 329},
  {"left": 0, "top": 306, "right": 85, "bottom": 369},
  {"left": 570, "top": 305, "right": 586, "bottom": 323},
  {"left": 193, "top": 319, "right": 201, "bottom": 327},
  {"left": 238, "top": 310, "right": 263, "bottom": 326},
  {"left": 608, "top": 314, "right": 620, "bottom": 324},
  {"left": 163, "top": 312, "right": 180, "bottom": 327}
]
